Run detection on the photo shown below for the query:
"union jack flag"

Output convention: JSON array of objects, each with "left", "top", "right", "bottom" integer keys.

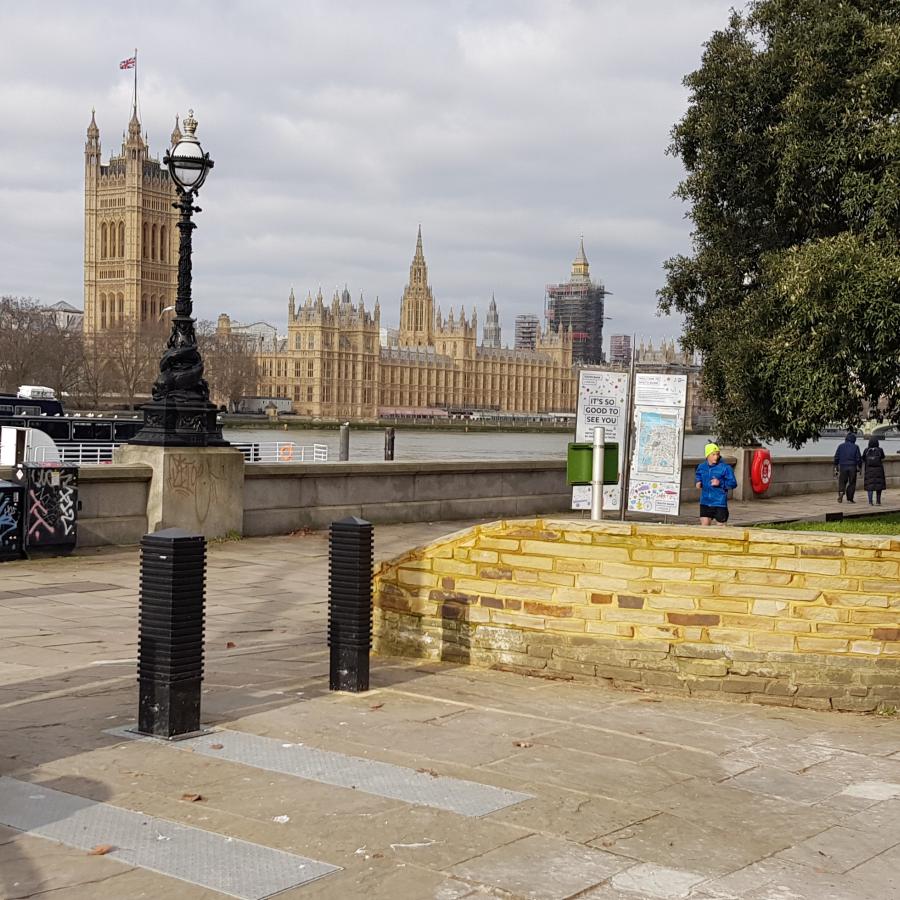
[{"left": 119, "top": 57, "right": 136, "bottom": 70}]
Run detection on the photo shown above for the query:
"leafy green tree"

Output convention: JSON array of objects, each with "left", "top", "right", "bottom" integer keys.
[{"left": 660, "top": 0, "right": 900, "bottom": 446}]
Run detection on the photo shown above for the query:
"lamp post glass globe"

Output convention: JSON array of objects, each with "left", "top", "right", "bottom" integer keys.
[{"left": 165, "top": 109, "right": 213, "bottom": 193}]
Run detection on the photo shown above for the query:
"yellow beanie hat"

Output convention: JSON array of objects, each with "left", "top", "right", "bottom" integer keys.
[{"left": 705, "top": 443, "right": 720, "bottom": 457}]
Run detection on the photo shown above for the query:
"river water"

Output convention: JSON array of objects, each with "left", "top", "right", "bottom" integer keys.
[{"left": 223, "top": 427, "right": 900, "bottom": 463}]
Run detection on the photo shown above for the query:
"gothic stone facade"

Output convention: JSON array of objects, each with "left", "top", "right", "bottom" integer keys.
[
  {"left": 83, "top": 108, "right": 181, "bottom": 334},
  {"left": 223, "top": 229, "right": 576, "bottom": 419}
]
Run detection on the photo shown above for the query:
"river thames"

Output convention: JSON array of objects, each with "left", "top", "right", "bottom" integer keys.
[{"left": 223, "top": 427, "right": 900, "bottom": 462}]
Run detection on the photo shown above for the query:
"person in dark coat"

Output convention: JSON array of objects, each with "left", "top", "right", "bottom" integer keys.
[
  {"left": 833, "top": 431, "right": 862, "bottom": 503},
  {"left": 863, "top": 437, "right": 886, "bottom": 505}
]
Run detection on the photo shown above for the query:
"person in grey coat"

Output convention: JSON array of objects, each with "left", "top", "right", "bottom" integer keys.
[
  {"left": 833, "top": 431, "right": 862, "bottom": 503},
  {"left": 863, "top": 437, "right": 886, "bottom": 506}
]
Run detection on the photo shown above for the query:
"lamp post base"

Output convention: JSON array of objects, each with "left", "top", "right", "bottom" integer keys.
[{"left": 130, "top": 398, "right": 228, "bottom": 448}]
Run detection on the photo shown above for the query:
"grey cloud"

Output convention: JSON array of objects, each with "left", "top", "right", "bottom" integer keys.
[{"left": 0, "top": 0, "right": 737, "bottom": 348}]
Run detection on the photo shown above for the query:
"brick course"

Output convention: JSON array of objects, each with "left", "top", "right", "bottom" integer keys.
[{"left": 374, "top": 518, "right": 900, "bottom": 711}]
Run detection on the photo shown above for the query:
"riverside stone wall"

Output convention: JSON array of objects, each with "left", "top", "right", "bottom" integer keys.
[{"left": 373, "top": 518, "right": 900, "bottom": 711}]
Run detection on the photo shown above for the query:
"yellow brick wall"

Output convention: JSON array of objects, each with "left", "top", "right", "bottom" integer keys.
[{"left": 373, "top": 518, "right": 900, "bottom": 711}]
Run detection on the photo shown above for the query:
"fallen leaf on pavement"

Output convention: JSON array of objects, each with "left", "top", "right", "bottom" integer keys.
[
  {"left": 415, "top": 767, "right": 439, "bottom": 777},
  {"left": 513, "top": 741, "right": 533, "bottom": 748},
  {"left": 180, "top": 793, "right": 203, "bottom": 802},
  {"left": 370, "top": 702, "right": 384, "bottom": 710},
  {"left": 225, "top": 641, "right": 237, "bottom": 649},
  {"left": 209, "top": 743, "right": 224, "bottom": 750},
  {"left": 88, "top": 844, "right": 115, "bottom": 856}
]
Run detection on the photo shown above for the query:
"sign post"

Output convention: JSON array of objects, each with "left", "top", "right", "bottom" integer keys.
[
  {"left": 573, "top": 370, "right": 628, "bottom": 513},
  {"left": 626, "top": 374, "right": 688, "bottom": 517}
]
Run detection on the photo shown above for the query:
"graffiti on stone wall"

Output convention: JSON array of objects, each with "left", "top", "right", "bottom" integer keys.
[
  {"left": 0, "top": 493, "right": 21, "bottom": 552},
  {"left": 27, "top": 468, "right": 77, "bottom": 545}
]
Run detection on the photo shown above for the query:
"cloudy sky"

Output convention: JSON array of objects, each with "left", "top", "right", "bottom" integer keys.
[{"left": 0, "top": 0, "right": 737, "bottom": 351}]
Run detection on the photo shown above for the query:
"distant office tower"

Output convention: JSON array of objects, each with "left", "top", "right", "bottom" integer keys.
[
  {"left": 514, "top": 314, "right": 539, "bottom": 351},
  {"left": 545, "top": 238, "right": 608, "bottom": 365},
  {"left": 609, "top": 334, "right": 632, "bottom": 367},
  {"left": 483, "top": 294, "right": 501, "bottom": 348}
]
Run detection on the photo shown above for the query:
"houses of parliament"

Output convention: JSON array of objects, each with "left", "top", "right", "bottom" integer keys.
[{"left": 80, "top": 106, "right": 709, "bottom": 425}]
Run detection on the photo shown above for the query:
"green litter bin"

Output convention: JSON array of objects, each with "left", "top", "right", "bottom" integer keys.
[{"left": 567, "top": 442, "right": 619, "bottom": 486}]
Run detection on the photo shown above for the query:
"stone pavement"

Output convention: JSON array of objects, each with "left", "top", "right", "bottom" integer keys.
[{"left": 0, "top": 517, "right": 898, "bottom": 899}]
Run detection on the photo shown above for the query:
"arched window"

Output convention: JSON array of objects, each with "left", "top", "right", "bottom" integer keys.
[
  {"left": 118, "top": 222, "right": 125, "bottom": 258},
  {"left": 100, "top": 294, "right": 107, "bottom": 329},
  {"left": 141, "top": 294, "right": 148, "bottom": 321},
  {"left": 101, "top": 223, "right": 108, "bottom": 259},
  {"left": 151, "top": 294, "right": 158, "bottom": 320},
  {"left": 160, "top": 226, "right": 166, "bottom": 262},
  {"left": 108, "top": 222, "right": 116, "bottom": 258},
  {"left": 152, "top": 224, "right": 158, "bottom": 260},
  {"left": 118, "top": 293, "right": 124, "bottom": 318},
  {"left": 142, "top": 223, "right": 148, "bottom": 259}
]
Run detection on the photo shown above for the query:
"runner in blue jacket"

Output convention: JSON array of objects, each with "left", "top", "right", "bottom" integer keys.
[{"left": 695, "top": 443, "right": 737, "bottom": 526}]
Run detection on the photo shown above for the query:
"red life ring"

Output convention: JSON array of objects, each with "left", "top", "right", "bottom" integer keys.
[{"left": 750, "top": 448, "right": 772, "bottom": 494}]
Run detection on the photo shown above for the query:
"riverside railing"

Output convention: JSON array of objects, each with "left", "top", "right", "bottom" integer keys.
[{"left": 30, "top": 441, "right": 329, "bottom": 465}]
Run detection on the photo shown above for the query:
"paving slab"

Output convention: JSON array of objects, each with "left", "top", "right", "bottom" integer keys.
[{"left": 1, "top": 520, "right": 899, "bottom": 898}]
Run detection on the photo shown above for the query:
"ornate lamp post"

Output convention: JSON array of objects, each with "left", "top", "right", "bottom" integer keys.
[{"left": 131, "top": 110, "right": 227, "bottom": 447}]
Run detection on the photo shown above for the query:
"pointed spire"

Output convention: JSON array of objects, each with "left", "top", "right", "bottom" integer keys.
[
  {"left": 413, "top": 223, "right": 425, "bottom": 262},
  {"left": 87, "top": 108, "right": 99, "bottom": 139},
  {"left": 170, "top": 114, "right": 182, "bottom": 147}
]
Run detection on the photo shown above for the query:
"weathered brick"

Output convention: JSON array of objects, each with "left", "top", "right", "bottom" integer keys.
[
  {"left": 600, "top": 562, "right": 652, "bottom": 580},
  {"left": 674, "top": 642, "right": 728, "bottom": 659},
  {"left": 595, "top": 664, "right": 642, "bottom": 683},
  {"left": 603, "top": 608, "right": 666, "bottom": 624},
  {"left": 796, "top": 637, "right": 849, "bottom": 653},
  {"left": 617, "top": 594, "right": 645, "bottom": 609},
  {"left": 524, "top": 601, "right": 574, "bottom": 618},
  {"left": 469, "top": 549, "right": 499, "bottom": 563},
  {"left": 850, "top": 640, "right": 883, "bottom": 655},
  {"left": 477, "top": 537, "right": 520, "bottom": 551},
  {"left": 478, "top": 566, "right": 514, "bottom": 580},
  {"left": 677, "top": 658, "right": 729, "bottom": 676},
  {"left": 846, "top": 560, "right": 900, "bottom": 578},
  {"left": 676, "top": 551, "right": 706, "bottom": 564},
  {"left": 397, "top": 568, "right": 436, "bottom": 587},
  {"left": 800, "top": 545, "right": 844, "bottom": 558},
  {"left": 752, "top": 599, "right": 789, "bottom": 616},
  {"left": 850, "top": 609, "right": 897, "bottom": 624},
  {"left": 718, "top": 582, "right": 821, "bottom": 602},
  {"left": 480, "top": 596, "right": 503, "bottom": 609},
  {"left": 590, "top": 592, "right": 613, "bottom": 604},
  {"left": 815, "top": 623, "right": 875, "bottom": 638},
  {"left": 666, "top": 612, "right": 720, "bottom": 626},
  {"left": 433, "top": 558, "right": 478, "bottom": 576},
  {"left": 690, "top": 567, "right": 739, "bottom": 582},
  {"left": 631, "top": 549, "right": 676, "bottom": 563},
  {"left": 563, "top": 531, "right": 593, "bottom": 544},
  {"left": 635, "top": 625, "right": 679, "bottom": 640},
  {"left": 586, "top": 622, "right": 634, "bottom": 637},
  {"left": 699, "top": 597, "right": 749, "bottom": 613},
  {"left": 874, "top": 628, "right": 900, "bottom": 641},
  {"left": 646, "top": 595, "right": 695, "bottom": 611},
  {"left": 737, "top": 571, "right": 794, "bottom": 586},
  {"left": 752, "top": 633, "right": 796, "bottom": 652},
  {"left": 428, "top": 590, "right": 477, "bottom": 604},
  {"left": 575, "top": 574, "right": 631, "bottom": 592},
  {"left": 505, "top": 598, "right": 522, "bottom": 610},
  {"left": 827, "top": 592, "right": 889, "bottom": 608},
  {"left": 650, "top": 566, "right": 693, "bottom": 582},
  {"left": 500, "top": 553, "right": 554, "bottom": 571},
  {"left": 490, "top": 610, "right": 544, "bottom": 629},
  {"left": 708, "top": 627, "right": 751, "bottom": 646},
  {"left": 748, "top": 541, "right": 796, "bottom": 556},
  {"left": 775, "top": 557, "right": 843, "bottom": 576},
  {"left": 722, "top": 676, "right": 768, "bottom": 694}
]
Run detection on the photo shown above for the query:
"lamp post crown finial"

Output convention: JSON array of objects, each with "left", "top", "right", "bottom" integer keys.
[{"left": 183, "top": 109, "right": 198, "bottom": 139}]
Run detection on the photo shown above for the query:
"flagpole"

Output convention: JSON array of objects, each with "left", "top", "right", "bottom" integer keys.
[{"left": 133, "top": 48, "right": 138, "bottom": 117}]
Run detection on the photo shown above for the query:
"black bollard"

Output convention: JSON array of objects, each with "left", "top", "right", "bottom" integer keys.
[
  {"left": 328, "top": 516, "right": 373, "bottom": 692},
  {"left": 384, "top": 427, "right": 395, "bottom": 461},
  {"left": 137, "top": 528, "right": 206, "bottom": 738}
]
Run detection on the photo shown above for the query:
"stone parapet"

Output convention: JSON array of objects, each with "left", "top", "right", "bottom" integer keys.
[{"left": 373, "top": 518, "right": 900, "bottom": 711}]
